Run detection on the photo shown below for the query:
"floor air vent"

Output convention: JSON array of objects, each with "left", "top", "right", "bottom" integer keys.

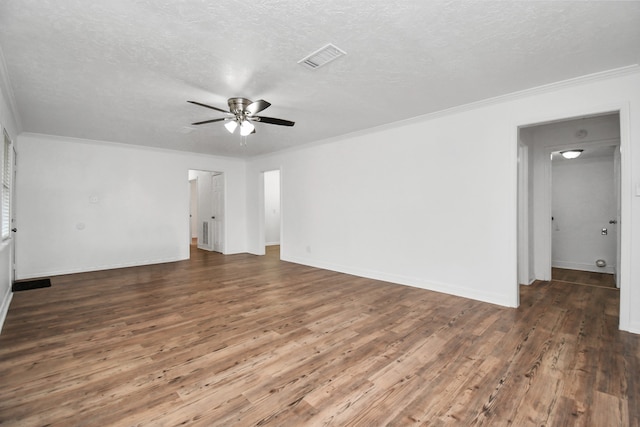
[
  {"left": 202, "top": 221, "right": 209, "bottom": 246},
  {"left": 13, "top": 278, "right": 51, "bottom": 291}
]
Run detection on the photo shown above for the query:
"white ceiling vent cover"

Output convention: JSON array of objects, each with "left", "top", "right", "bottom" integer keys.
[{"left": 298, "top": 43, "right": 346, "bottom": 70}]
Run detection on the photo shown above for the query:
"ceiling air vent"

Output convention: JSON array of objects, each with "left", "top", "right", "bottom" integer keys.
[{"left": 298, "top": 43, "right": 346, "bottom": 70}]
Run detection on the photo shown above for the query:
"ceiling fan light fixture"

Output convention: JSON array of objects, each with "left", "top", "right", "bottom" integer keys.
[
  {"left": 240, "top": 120, "right": 255, "bottom": 136},
  {"left": 188, "top": 97, "right": 293, "bottom": 139},
  {"left": 561, "top": 149, "right": 583, "bottom": 159},
  {"left": 224, "top": 120, "right": 238, "bottom": 134}
]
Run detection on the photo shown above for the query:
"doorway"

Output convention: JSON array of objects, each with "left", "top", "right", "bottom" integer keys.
[
  {"left": 262, "top": 169, "right": 281, "bottom": 257},
  {"left": 518, "top": 113, "right": 621, "bottom": 287},
  {"left": 551, "top": 144, "right": 620, "bottom": 287},
  {"left": 188, "top": 170, "right": 225, "bottom": 253}
]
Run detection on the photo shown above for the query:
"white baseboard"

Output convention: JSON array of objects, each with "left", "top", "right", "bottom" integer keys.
[
  {"left": 15, "top": 256, "right": 189, "bottom": 281},
  {"left": 552, "top": 260, "right": 614, "bottom": 274},
  {"left": 0, "top": 286, "right": 13, "bottom": 334},
  {"left": 625, "top": 320, "right": 640, "bottom": 335},
  {"left": 283, "top": 255, "right": 516, "bottom": 308}
]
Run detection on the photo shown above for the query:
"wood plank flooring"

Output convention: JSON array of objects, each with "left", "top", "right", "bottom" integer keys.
[
  {"left": 0, "top": 246, "right": 637, "bottom": 426},
  {"left": 552, "top": 267, "right": 617, "bottom": 288}
]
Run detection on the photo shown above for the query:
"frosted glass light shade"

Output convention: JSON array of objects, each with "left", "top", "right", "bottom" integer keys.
[
  {"left": 240, "top": 120, "right": 255, "bottom": 136},
  {"left": 561, "top": 149, "right": 583, "bottom": 159},
  {"left": 224, "top": 120, "right": 238, "bottom": 133}
]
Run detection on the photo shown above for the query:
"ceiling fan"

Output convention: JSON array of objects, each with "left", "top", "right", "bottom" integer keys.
[{"left": 188, "top": 98, "right": 295, "bottom": 136}]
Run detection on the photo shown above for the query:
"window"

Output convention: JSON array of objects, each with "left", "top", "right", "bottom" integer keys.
[{"left": 1, "top": 129, "right": 12, "bottom": 240}]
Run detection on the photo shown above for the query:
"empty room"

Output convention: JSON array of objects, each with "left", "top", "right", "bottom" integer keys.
[{"left": 0, "top": 1, "right": 639, "bottom": 425}]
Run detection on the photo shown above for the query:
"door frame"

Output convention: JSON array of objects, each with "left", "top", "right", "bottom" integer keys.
[
  {"left": 517, "top": 140, "right": 530, "bottom": 292},
  {"left": 515, "top": 103, "right": 631, "bottom": 331},
  {"left": 613, "top": 145, "right": 622, "bottom": 288}
]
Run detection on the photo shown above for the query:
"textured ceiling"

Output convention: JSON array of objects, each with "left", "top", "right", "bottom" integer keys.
[{"left": 0, "top": 1, "right": 638, "bottom": 158}]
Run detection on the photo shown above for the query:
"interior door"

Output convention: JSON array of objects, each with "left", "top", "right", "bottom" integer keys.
[
  {"left": 212, "top": 174, "right": 224, "bottom": 253},
  {"left": 189, "top": 179, "right": 196, "bottom": 241},
  {"left": 196, "top": 174, "right": 213, "bottom": 251}
]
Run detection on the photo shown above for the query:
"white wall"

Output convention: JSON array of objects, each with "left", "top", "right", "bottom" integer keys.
[
  {"left": 246, "top": 69, "right": 640, "bottom": 333},
  {"left": 264, "top": 170, "right": 280, "bottom": 246},
  {"left": 248, "top": 107, "right": 518, "bottom": 307},
  {"left": 552, "top": 152, "right": 616, "bottom": 273},
  {"left": 0, "top": 51, "right": 19, "bottom": 332},
  {"left": 15, "top": 134, "right": 246, "bottom": 279}
]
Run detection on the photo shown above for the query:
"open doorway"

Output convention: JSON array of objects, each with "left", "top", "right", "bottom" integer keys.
[
  {"left": 262, "top": 169, "right": 281, "bottom": 258},
  {"left": 518, "top": 110, "right": 630, "bottom": 310},
  {"left": 551, "top": 144, "right": 620, "bottom": 288},
  {"left": 518, "top": 113, "right": 621, "bottom": 286},
  {"left": 188, "top": 170, "right": 225, "bottom": 253}
]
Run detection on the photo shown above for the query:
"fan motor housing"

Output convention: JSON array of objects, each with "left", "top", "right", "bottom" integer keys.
[{"left": 228, "top": 97, "right": 252, "bottom": 115}]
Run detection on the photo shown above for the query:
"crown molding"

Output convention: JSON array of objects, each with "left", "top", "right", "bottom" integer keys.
[
  {"left": 249, "top": 65, "right": 640, "bottom": 161},
  {"left": 18, "top": 132, "right": 246, "bottom": 163},
  {"left": 421, "top": 65, "right": 640, "bottom": 122}
]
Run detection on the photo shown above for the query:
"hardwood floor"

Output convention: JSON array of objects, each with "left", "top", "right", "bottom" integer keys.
[
  {"left": 552, "top": 267, "right": 617, "bottom": 289},
  {"left": 0, "top": 247, "right": 638, "bottom": 426}
]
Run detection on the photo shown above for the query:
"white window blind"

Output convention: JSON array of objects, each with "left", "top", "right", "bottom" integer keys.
[{"left": 1, "top": 129, "right": 11, "bottom": 240}]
